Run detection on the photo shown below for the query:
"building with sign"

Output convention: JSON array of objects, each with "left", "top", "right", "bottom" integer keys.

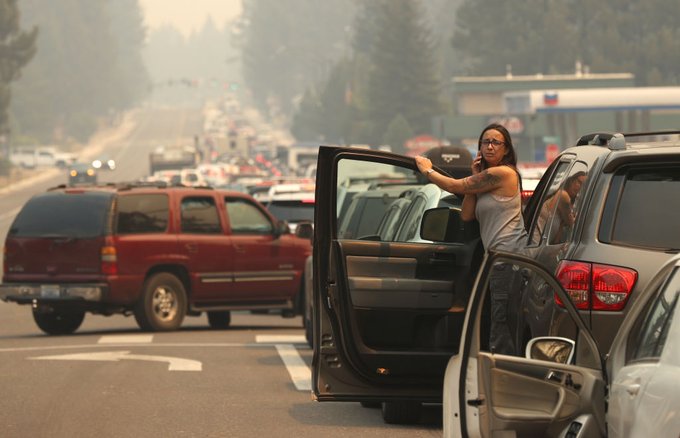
[{"left": 434, "top": 69, "right": 680, "bottom": 162}]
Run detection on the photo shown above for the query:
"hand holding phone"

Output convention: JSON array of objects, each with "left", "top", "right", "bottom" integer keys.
[{"left": 472, "top": 151, "right": 483, "bottom": 174}]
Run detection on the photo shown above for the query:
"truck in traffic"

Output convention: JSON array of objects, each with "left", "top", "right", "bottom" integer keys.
[{"left": 148, "top": 145, "right": 200, "bottom": 175}]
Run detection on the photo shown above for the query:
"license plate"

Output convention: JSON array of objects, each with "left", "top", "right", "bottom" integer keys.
[{"left": 40, "top": 285, "right": 60, "bottom": 298}]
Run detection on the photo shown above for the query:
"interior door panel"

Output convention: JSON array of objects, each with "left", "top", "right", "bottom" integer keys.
[
  {"left": 327, "top": 239, "right": 479, "bottom": 385},
  {"left": 346, "top": 255, "right": 455, "bottom": 309},
  {"left": 478, "top": 353, "right": 604, "bottom": 436}
]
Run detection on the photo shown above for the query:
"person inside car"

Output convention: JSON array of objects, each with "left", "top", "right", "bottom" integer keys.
[{"left": 415, "top": 123, "right": 528, "bottom": 355}]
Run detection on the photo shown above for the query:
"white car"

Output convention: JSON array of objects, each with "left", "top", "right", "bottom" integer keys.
[
  {"left": 264, "top": 182, "right": 315, "bottom": 233},
  {"left": 442, "top": 251, "right": 680, "bottom": 437}
]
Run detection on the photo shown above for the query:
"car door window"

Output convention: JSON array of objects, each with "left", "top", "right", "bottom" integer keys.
[
  {"left": 477, "top": 259, "right": 592, "bottom": 361},
  {"left": 180, "top": 196, "right": 221, "bottom": 234},
  {"left": 545, "top": 162, "right": 588, "bottom": 245},
  {"left": 528, "top": 160, "right": 571, "bottom": 246},
  {"left": 116, "top": 194, "right": 169, "bottom": 234},
  {"left": 335, "top": 158, "right": 416, "bottom": 241},
  {"left": 631, "top": 267, "right": 680, "bottom": 361},
  {"left": 225, "top": 197, "right": 273, "bottom": 234}
]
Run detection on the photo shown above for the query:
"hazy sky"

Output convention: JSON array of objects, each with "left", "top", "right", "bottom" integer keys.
[{"left": 139, "top": 0, "right": 242, "bottom": 36}]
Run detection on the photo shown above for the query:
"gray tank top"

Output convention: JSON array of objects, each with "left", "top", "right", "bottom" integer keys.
[{"left": 475, "top": 188, "right": 528, "bottom": 254}]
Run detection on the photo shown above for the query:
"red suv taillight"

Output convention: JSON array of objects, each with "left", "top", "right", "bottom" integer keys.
[
  {"left": 101, "top": 239, "right": 118, "bottom": 275},
  {"left": 555, "top": 260, "right": 637, "bottom": 311}
]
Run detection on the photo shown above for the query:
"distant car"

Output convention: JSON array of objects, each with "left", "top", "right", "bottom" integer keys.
[
  {"left": 264, "top": 183, "right": 316, "bottom": 233},
  {"left": 91, "top": 156, "right": 116, "bottom": 171},
  {"left": 68, "top": 163, "right": 97, "bottom": 186}
]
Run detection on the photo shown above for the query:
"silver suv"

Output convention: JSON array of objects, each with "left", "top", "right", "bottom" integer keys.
[{"left": 521, "top": 131, "right": 680, "bottom": 351}]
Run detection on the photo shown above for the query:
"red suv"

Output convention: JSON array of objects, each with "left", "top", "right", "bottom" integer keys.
[{"left": 0, "top": 183, "right": 311, "bottom": 334}]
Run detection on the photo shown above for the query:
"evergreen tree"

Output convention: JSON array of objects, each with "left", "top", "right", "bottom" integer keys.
[
  {"left": 240, "top": 0, "right": 355, "bottom": 119},
  {"left": 108, "top": 0, "right": 150, "bottom": 110},
  {"left": 0, "top": 0, "right": 37, "bottom": 136},
  {"left": 291, "top": 86, "right": 323, "bottom": 142},
  {"left": 11, "top": 0, "right": 148, "bottom": 142},
  {"left": 452, "top": 0, "right": 578, "bottom": 76},
  {"left": 365, "top": 0, "right": 445, "bottom": 145},
  {"left": 452, "top": 0, "right": 680, "bottom": 84},
  {"left": 382, "top": 114, "right": 414, "bottom": 154}
]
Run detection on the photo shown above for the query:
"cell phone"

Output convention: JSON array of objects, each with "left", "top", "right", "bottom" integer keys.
[{"left": 478, "top": 152, "right": 487, "bottom": 170}]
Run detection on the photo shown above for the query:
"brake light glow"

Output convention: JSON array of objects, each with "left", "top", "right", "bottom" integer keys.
[
  {"left": 555, "top": 260, "right": 637, "bottom": 311},
  {"left": 521, "top": 190, "right": 534, "bottom": 203},
  {"left": 101, "top": 241, "right": 118, "bottom": 275}
]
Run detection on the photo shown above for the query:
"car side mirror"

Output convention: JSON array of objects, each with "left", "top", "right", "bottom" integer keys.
[
  {"left": 295, "top": 221, "right": 314, "bottom": 242},
  {"left": 525, "top": 337, "right": 575, "bottom": 364},
  {"left": 420, "top": 207, "right": 465, "bottom": 243}
]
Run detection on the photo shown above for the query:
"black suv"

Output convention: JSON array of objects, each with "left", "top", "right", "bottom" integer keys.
[{"left": 309, "top": 131, "right": 680, "bottom": 423}]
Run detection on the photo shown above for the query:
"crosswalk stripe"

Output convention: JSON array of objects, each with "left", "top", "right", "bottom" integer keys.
[
  {"left": 275, "top": 344, "right": 311, "bottom": 391},
  {"left": 98, "top": 335, "right": 154, "bottom": 344}
]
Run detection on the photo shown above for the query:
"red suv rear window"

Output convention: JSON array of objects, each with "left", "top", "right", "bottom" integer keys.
[{"left": 9, "top": 191, "right": 113, "bottom": 238}]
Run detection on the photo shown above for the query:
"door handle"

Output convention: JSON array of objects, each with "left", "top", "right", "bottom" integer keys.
[
  {"left": 429, "top": 253, "right": 455, "bottom": 265},
  {"left": 185, "top": 243, "right": 198, "bottom": 253},
  {"left": 234, "top": 244, "right": 246, "bottom": 253},
  {"left": 625, "top": 383, "right": 641, "bottom": 396}
]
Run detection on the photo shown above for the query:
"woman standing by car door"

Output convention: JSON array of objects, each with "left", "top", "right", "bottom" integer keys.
[{"left": 415, "top": 123, "right": 528, "bottom": 355}]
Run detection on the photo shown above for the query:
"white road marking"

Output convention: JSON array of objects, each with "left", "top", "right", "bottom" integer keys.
[
  {"left": 30, "top": 350, "right": 202, "bottom": 372},
  {"left": 255, "top": 335, "right": 307, "bottom": 344},
  {"left": 275, "top": 344, "right": 311, "bottom": 391},
  {"left": 98, "top": 335, "right": 153, "bottom": 344},
  {"left": 256, "top": 335, "right": 312, "bottom": 391},
  {"left": 5, "top": 338, "right": 311, "bottom": 389},
  {"left": 97, "top": 335, "right": 153, "bottom": 344}
]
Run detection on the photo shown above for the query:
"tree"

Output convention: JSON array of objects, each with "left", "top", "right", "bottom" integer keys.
[
  {"left": 452, "top": 0, "right": 680, "bottom": 85},
  {"left": 452, "top": 0, "right": 578, "bottom": 76},
  {"left": 10, "top": 0, "right": 148, "bottom": 142},
  {"left": 290, "top": 86, "right": 323, "bottom": 142},
  {"left": 365, "top": 0, "right": 445, "bottom": 144},
  {"left": 240, "top": 0, "right": 355, "bottom": 119},
  {"left": 382, "top": 114, "right": 414, "bottom": 154},
  {"left": 0, "top": 0, "right": 37, "bottom": 136}
]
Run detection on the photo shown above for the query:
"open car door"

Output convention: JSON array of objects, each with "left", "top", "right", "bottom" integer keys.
[
  {"left": 311, "top": 146, "right": 483, "bottom": 413},
  {"left": 448, "top": 252, "right": 608, "bottom": 437}
]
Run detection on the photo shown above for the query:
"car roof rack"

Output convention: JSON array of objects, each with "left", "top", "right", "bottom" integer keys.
[{"left": 576, "top": 130, "right": 680, "bottom": 150}]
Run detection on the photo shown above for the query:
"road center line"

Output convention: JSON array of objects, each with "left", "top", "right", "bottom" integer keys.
[{"left": 275, "top": 344, "right": 311, "bottom": 391}]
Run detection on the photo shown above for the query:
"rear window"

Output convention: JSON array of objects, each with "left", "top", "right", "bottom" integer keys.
[
  {"left": 267, "top": 200, "right": 314, "bottom": 223},
  {"left": 116, "top": 194, "right": 169, "bottom": 234},
  {"left": 9, "top": 191, "right": 113, "bottom": 238},
  {"left": 608, "top": 166, "right": 680, "bottom": 250}
]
